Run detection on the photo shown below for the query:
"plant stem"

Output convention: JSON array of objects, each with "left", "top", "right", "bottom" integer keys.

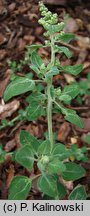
[
  {"left": 47, "top": 35, "right": 55, "bottom": 151},
  {"left": 47, "top": 82, "right": 53, "bottom": 150},
  {"left": 0, "top": 115, "right": 21, "bottom": 130},
  {"left": 51, "top": 35, "right": 55, "bottom": 65},
  {"left": 31, "top": 174, "right": 41, "bottom": 181}
]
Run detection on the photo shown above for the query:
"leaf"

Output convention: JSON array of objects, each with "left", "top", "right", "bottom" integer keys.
[
  {"left": 58, "top": 46, "right": 72, "bottom": 58},
  {"left": 20, "top": 130, "right": 40, "bottom": 152},
  {"left": 55, "top": 101, "right": 83, "bottom": 128},
  {"left": 26, "top": 92, "right": 46, "bottom": 104},
  {"left": 45, "top": 67, "right": 59, "bottom": 79},
  {"left": 44, "top": 22, "right": 65, "bottom": 34},
  {"left": 62, "top": 162, "right": 86, "bottom": 181},
  {"left": 68, "top": 185, "right": 87, "bottom": 200},
  {"left": 37, "top": 175, "right": 58, "bottom": 198},
  {"left": 20, "top": 130, "right": 32, "bottom": 146},
  {"left": 52, "top": 144, "right": 72, "bottom": 160},
  {"left": 26, "top": 103, "right": 44, "bottom": 120},
  {"left": 4, "top": 77, "right": 35, "bottom": 101},
  {"left": 8, "top": 175, "right": 32, "bottom": 200},
  {"left": 15, "top": 145, "right": 34, "bottom": 171},
  {"left": 38, "top": 140, "right": 51, "bottom": 155},
  {"left": 59, "top": 94, "right": 72, "bottom": 103},
  {"left": 71, "top": 144, "right": 87, "bottom": 162},
  {"left": 31, "top": 51, "right": 43, "bottom": 69},
  {"left": 61, "top": 64, "right": 83, "bottom": 76},
  {"left": 30, "top": 64, "right": 40, "bottom": 74},
  {"left": 26, "top": 44, "right": 43, "bottom": 53},
  {"left": 47, "top": 159, "right": 66, "bottom": 174},
  {"left": 65, "top": 111, "right": 84, "bottom": 129},
  {"left": 57, "top": 182, "right": 67, "bottom": 199},
  {"left": 55, "top": 33, "right": 75, "bottom": 43},
  {"left": 62, "top": 83, "right": 80, "bottom": 99}
]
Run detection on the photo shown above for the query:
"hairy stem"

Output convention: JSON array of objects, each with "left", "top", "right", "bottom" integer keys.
[
  {"left": 47, "top": 35, "right": 55, "bottom": 151},
  {"left": 47, "top": 82, "right": 53, "bottom": 150}
]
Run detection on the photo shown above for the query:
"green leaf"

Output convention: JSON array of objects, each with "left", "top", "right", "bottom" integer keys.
[
  {"left": 62, "top": 83, "right": 80, "bottom": 99},
  {"left": 59, "top": 94, "right": 72, "bottom": 103},
  {"left": 26, "top": 44, "right": 43, "bottom": 53},
  {"left": 54, "top": 102, "right": 83, "bottom": 128},
  {"left": 55, "top": 33, "right": 75, "bottom": 43},
  {"left": 47, "top": 159, "right": 66, "bottom": 174},
  {"left": 38, "top": 140, "right": 51, "bottom": 155},
  {"left": 44, "top": 22, "right": 65, "bottom": 35},
  {"left": 68, "top": 185, "right": 87, "bottom": 200},
  {"left": 20, "top": 130, "right": 32, "bottom": 146},
  {"left": 31, "top": 51, "right": 43, "bottom": 69},
  {"left": 61, "top": 64, "right": 83, "bottom": 76},
  {"left": 58, "top": 46, "right": 72, "bottom": 58},
  {"left": 71, "top": 144, "right": 87, "bottom": 162},
  {"left": 45, "top": 67, "right": 59, "bottom": 79},
  {"left": 26, "top": 92, "right": 46, "bottom": 104},
  {"left": 30, "top": 64, "right": 40, "bottom": 74},
  {"left": 38, "top": 175, "right": 58, "bottom": 198},
  {"left": 15, "top": 145, "right": 34, "bottom": 171},
  {"left": 52, "top": 144, "right": 72, "bottom": 160},
  {"left": 62, "top": 162, "right": 86, "bottom": 181},
  {"left": 20, "top": 130, "right": 40, "bottom": 153},
  {"left": 4, "top": 77, "right": 35, "bottom": 101},
  {"left": 65, "top": 111, "right": 84, "bottom": 129},
  {"left": 57, "top": 182, "right": 67, "bottom": 199},
  {"left": 26, "top": 103, "right": 44, "bottom": 120},
  {"left": 8, "top": 176, "right": 32, "bottom": 200}
]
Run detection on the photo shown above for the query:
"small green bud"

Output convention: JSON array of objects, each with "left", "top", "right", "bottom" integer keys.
[
  {"left": 40, "top": 63, "right": 45, "bottom": 70},
  {"left": 45, "top": 40, "right": 50, "bottom": 46},
  {"left": 41, "top": 11, "right": 47, "bottom": 16},
  {"left": 55, "top": 88, "right": 61, "bottom": 96},
  {"left": 60, "top": 31, "right": 65, "bottom": 36},
  {"left": 38, "top": 18, "right": 45, "bottom": 25},
  {"left": 41, "top": 155, "right": 49, "bottom": 164},
  {"left": 53, "top": 13, "right": 58, "bottom": 18}
]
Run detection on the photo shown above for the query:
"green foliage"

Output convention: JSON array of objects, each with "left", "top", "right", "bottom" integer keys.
[
  {"left": 52, "top": 144, "right": 72, "bottom": 160},
  {"left": 20, "top": 130, "right": 40, "bottom": 153},
  {"left": 70, "top": 144, "right": 87, "bottom": 162},
  {"left": 63, "top": 83, "right": 79, "bottom": 98},
  {"left": 1, "top": 2, "right": 87, "bottom": 200},
  {"left": 26, "top": 103, "right": 44, "bottom": 120},
  {"left": 68, "top": 185, "right": 87, "bottom": 200},
  {"left": 62, "top": 162, "right": 86, "bottom": 181},
  {"left": 60, "top": 64, "right": 83, "bottom": 75},
  {"left": 55, "top": 103, "right": 84, "bottom": 128},
  {"left": 47, "top": 159, "right": 66, "bottom": 174},
  {"left": 8, "top": 176, "right": 32, "bottom": 200},
  {"left": 64, "top": 111, "right": 84, "bottom": 129},
  {"left": 55, "top": 46, "right": 72, "bottom": 58},
  {"left": 79, "top": 74, "right": 90, "bottom": 96},
  {"left": 55, "top": 33, "right": 75, "bottom": 43},
  {"left": 4, "top": 77, "right": 35, "bottom": 101},
  {"left": 38, "top": 175, "right": 58, "bottom": 198},
  {"left": 15, "top": 145, "right": 34, "bottom": 171}
]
